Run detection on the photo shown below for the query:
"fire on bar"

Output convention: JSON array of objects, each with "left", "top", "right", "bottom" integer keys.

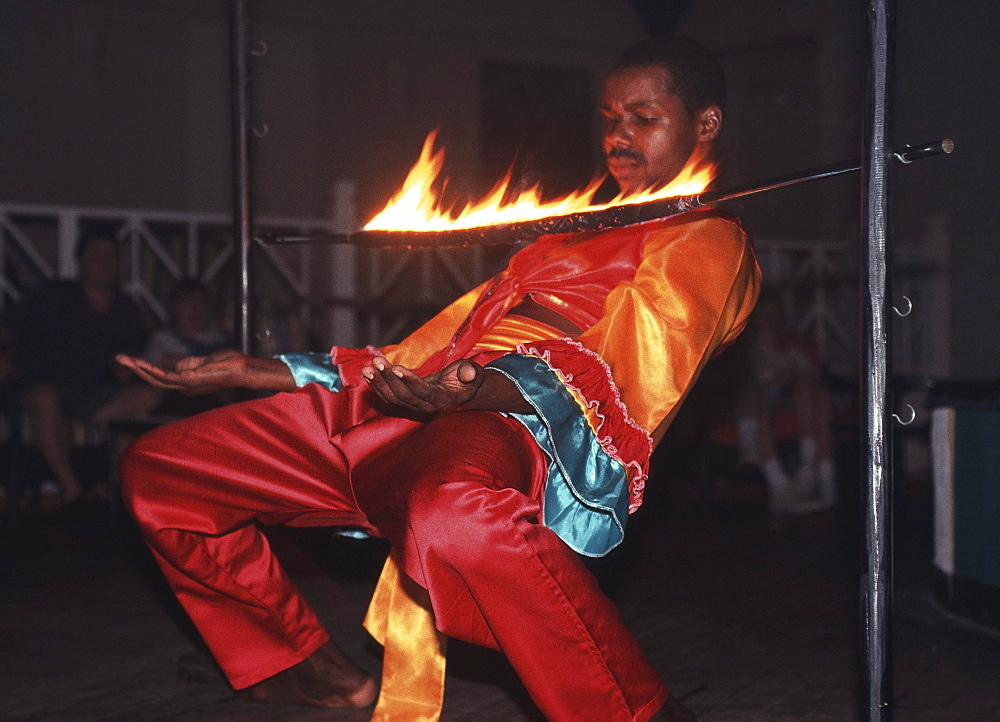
[{"left": 259, "top": 139, "right": 952, "bottom": 249}]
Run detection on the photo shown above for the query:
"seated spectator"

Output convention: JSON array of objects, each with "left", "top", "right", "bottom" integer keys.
[
  {"left": 734, "top": 294, "right": 837, "bottom": 514},
  {"left": 3, "top": 227, "right": 158, "bottom": 508},
  {"left": 141, "top": 279, "right": 233, "bottom": 415}
]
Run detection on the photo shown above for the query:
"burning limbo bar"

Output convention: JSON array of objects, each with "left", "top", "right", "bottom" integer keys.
[{"left": 261, "top": 139, "right": 952, "bottom": 249}]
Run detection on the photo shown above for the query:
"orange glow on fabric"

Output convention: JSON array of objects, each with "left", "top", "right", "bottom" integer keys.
[{"left": 364, "top": 553, "right": 448, "bottom": 721}]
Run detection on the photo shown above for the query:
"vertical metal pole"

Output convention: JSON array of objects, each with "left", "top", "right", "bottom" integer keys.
[
  {"left": 330, "top": 179, "right": 359, "bottom": 347},
  {"left": 57, "top": 211, "right": 79, "bottom": 279},
  {"left": 861, "top": 0, "right": 894, "bottom": 719},
  {"left": 230, "top": 0, "right": 253, "bottom": 354}
]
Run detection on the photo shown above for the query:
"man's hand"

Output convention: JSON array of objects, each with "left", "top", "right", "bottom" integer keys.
[
  {"left": 116, "top": 349, "right": 297, "bottom": 395},
  {"left": 362, "top": 357, "right": 484, "bottom": 414},
  {"left": 362, "top": 356, "right": 535, "bottom": 415}
]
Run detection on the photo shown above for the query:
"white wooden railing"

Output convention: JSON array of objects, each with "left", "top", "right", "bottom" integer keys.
[
  {"left": 0, "top": 198, "right": 496, "bottom": 356},
  {"left": 0, "top": 201, "right": 946, "bottom": 379},
  {"left": 0, "top": 202, "right": 326, "bottom": 323},
  {"left": 754, "top": 230, "right": 950, "bottom": 380}
]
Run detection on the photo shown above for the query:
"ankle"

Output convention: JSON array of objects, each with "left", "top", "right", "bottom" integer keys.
[{"left": 236, "top": 642, "right": 377, "bottom": 709}]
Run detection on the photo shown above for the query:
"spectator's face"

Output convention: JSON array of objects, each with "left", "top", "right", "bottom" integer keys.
[
  {"left": 172, "top": 291, "right": 211, "bottom": 334},
  {"left": 601, "top": 65, "right": 720, "bottom": 196},
  {"left": 78, "top": 236, "right": 120, "bottom": 289}
]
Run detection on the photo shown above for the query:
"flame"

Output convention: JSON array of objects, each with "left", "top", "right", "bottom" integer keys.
[{"left": 364, "top": 130, "right": 716, "bottom": 232}]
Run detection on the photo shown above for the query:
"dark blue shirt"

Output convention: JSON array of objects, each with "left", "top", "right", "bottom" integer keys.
[{"left": 5, "top": 280, "right": 145, "bottom": 391}]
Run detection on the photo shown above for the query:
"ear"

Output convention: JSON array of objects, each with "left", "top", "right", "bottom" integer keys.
[{"left": 696, "top": 104, "right": 722, "bottom": 143}]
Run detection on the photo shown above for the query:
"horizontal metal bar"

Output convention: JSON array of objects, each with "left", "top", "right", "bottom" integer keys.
[{"left": 260, "top": 139, "right": 953, "bottom": 248}]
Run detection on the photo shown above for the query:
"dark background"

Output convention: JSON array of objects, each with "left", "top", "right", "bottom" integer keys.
[{"left": 0, "top": 0, "right": 993, "bottom": 378}]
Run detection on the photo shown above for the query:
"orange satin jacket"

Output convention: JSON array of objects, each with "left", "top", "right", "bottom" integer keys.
[{"left": 329, "top": 208, "right": 760, "bottom": 556}]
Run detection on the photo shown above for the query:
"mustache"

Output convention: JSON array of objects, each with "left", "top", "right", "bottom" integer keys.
[{"left": 606, "top": 147, "right": 646, "bottom": 164}]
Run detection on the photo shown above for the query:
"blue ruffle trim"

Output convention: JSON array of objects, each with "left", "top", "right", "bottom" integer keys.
[
  {"left": 487, "top": 355, "right": 629, "bottom": 557},
  {"left": 275, "top": 352, "right": 343, "bottom": 391}
]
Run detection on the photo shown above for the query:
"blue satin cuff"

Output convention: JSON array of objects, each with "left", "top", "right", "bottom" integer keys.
[
  {"left": 275, "top": 352, "right": 343, "bottom": 391},
  {"left": 487, "top": 355, "right": 629, "bottom": 557}
]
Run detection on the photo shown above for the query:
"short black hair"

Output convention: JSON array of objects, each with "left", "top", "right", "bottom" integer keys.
[{"left": 612, "top": 35, "right": 727, "bottom": 115}]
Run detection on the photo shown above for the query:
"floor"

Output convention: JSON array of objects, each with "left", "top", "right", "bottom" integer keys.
[{"left": 2, "top": 446, "right": 999, "bottom": 721}]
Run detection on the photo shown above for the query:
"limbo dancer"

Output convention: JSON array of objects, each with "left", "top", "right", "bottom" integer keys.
[{"left": 118, "top": 36, "right": 759, "bottom": 721}]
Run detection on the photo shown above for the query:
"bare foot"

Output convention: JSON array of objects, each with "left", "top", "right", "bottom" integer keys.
[{"left": 235, "top": 640, "right": 377, "bottom": 708}]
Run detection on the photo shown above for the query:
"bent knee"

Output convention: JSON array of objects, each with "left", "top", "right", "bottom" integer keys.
[
  {"left": 405, "top": 470, "right": 539, "bottom": 571},
  {"left": 117, "top": 436, "right": 150, "bottom": 516},
  {"left": 411, "top": 412, "right": 539, "bottom": 490},
  {"left": 407, "top": 483, "right": 495, "bottom": 568},
  {"left": 117, "top": 426, "right": 176, "bottom": 517}
]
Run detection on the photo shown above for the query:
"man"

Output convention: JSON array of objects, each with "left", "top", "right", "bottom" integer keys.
[
  {"left": 117, "top": 36, "right": 759, "bottom": 721},
  {"left": 734, "top": 294, "right": 838, "bottom": 513},
  {"left": 5, "top": 229, "right": 155, "bottom": 507},
  {"left": 139, "top": 278, "right": 233, "bottom": 415}
]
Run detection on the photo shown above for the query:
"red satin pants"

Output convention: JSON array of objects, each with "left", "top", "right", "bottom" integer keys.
[{"left": 118, "top": 383, "right": 667, "bottom": 721}]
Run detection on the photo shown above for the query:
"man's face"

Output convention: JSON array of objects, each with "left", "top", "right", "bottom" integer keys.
[
  {"left": 78, "top": 236, "right": 120, "bottom": 289},
  {"left": 600, "top": 65, "right": 720, "bottom": 196}
]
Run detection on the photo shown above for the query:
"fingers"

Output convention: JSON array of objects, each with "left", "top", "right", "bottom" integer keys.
[
  {"left": 363, "top": 358, "right": 427, "bottom": 409},
  {"left": 117, "top": 355, "right": 154, "bottom": 374},
  {"left": 362, "top": 357, "right": 445, "bottom": 412},
  {"left": 455, "top": 360, "right": 481, "bottom": 385},
  {"left": 175, "top": 355, "right": 210, "bottom": 372},
  {"left": 116, "top": 354, "right": 188, "bottom": 391},
  {"left": 131, "top": 366, "right": 187, "bottom": 391},
  {"left": 116, "top": 354, "right": 141, "bottom": 371}
]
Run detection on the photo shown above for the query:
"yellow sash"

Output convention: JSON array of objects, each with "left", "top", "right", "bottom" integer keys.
[{"left": 364, "top": 553, "right": 447, "bottom": 721}]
